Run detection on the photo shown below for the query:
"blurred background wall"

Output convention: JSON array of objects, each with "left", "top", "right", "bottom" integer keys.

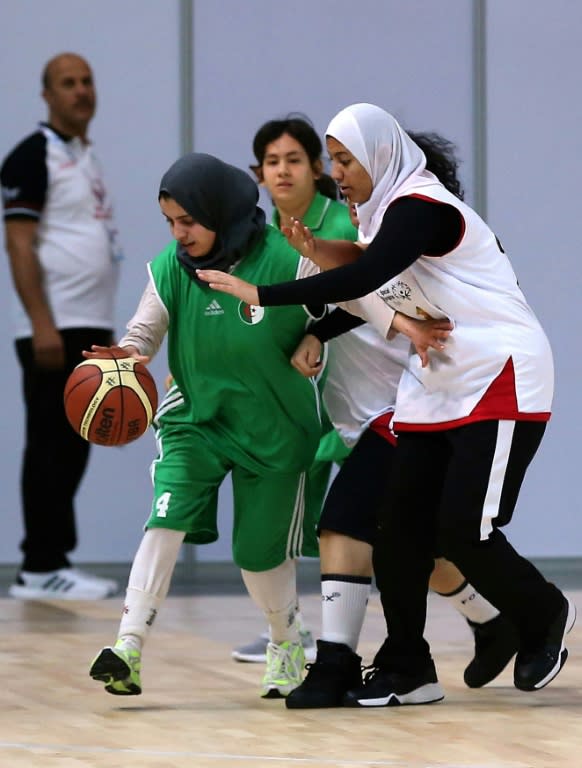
[{"left": 0, "top": 0, "right": 579, "bottom": 567}]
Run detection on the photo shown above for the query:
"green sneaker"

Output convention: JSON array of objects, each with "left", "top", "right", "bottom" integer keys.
[
  {"left": 232, "top": 628, "right": 316, "bottom": 663},
  {"left": 89, "top": 644, "right": 142, "bottom": 695},
  {"left": 261, "top": 640, "right": 305, "bottom": 698}
]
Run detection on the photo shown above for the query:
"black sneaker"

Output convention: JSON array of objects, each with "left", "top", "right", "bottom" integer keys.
[
  {"left": 285, "top": 640, "right": 362, "bottom": 709},
  {"left": 343, "top": 659, "right": 444, "bottom": 708},
  {"left": 464, "top": 614, "right": 519, "bottom": 688},
  {"left": 513, "top": 595, "right": 576, "bottom": 691}
]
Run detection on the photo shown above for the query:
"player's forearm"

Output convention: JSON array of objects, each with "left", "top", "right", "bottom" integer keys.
[
  {"left": 340, "top": 293, "right": 396, "bottom": 340},
  {"left": 390, "top": 312, "right": 420, "bottom": 338},
  {"left": 119, "top": 280, "right": 168, "bottom": 358},
  {"left": 119, "top": 327, "right": 164, "bottom": 359},
  {"left": 305, "top": 239, "right": 362, "bottom": 271}
]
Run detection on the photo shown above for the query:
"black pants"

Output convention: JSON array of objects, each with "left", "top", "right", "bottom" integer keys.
[
  {"left": 318, "top": 428, "right": 395, "bottom": 545},
  {"left": 15, "top": 328, "right": 112, "bottom": 572},
  {"left": 372, "top": 420, "right": 564, "bottom": 673}
]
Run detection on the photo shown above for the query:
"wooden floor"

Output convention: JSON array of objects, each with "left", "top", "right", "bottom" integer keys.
[{"left": 0, "top": 588, "right": 581, "bottom": 768}]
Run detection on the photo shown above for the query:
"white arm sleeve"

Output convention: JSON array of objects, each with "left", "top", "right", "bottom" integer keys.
[
  {"left": 338, "top": 293, "right": 396, "bottom": 340},
  {"left": 297, "top": 254, "right": 396, "bottom": 336},
  {"left": 118, "top": 278, "right": 169, "bottom": 359},
  {"left": 296, "top": 255, "right": 322, "bottom": 279}
]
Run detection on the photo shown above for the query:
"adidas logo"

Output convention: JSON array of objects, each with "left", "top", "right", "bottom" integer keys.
[{"left": 204, "top": 299, "right": 224, "bottom": 316}]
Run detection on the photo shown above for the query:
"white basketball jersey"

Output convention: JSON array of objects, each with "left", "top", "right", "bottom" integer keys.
[
  {"left": 324, "top": 323, "right": 408, "bottom": 445},
  {"left": 370, "top": 183, "right": 554, "bottom": 430}
]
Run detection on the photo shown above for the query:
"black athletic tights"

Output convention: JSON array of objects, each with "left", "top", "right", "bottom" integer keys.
[{"left": 372, "top": 420, "right": 564, "bottom": 673}]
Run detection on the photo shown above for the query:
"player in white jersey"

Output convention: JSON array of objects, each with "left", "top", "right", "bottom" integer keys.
[
  {"left": 196, "top": 104, "right": 574, "bottom": 705},
  {"left": 285, "top": 138, "right": 520, "bottom": 708}
]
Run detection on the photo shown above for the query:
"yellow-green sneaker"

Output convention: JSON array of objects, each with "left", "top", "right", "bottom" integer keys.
[
  {"left": 261, "top": 640, "right": 305, "bottom": 698},
  {"left": 89, "top": 644, "right": 142, "bottom": 695}
]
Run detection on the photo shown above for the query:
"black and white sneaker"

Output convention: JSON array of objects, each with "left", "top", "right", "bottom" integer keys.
[
  {"left": 286, "top": 640, "right": 362, "bottom": 709},
  {"left": 343, "top": 659, "right": 444, "bottom": 708},
  {"left": 464, "top": 614, "right": 519, "bottom": 688},
  {"left": 513, "top": 595, "right": 576, "bottom": 691}
]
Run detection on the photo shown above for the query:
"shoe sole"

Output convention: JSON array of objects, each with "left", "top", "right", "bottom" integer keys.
[
  {"left": 517, "top": 598, "right": 576, "bottom": 692},
  {"left": 346, "top": 682, "right": 445, "bottom": 708},
  {"left": 9, "top": 586, "right": 115, "bottom": 600},
  {"left": 261, "top": 688, "right": 288, "bottom": 699},
  {"left": 90, "top": 648, "right": 141, "bottom": 696}
]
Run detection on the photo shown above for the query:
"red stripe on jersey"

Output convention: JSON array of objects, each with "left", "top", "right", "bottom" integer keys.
[
  {"left": 394, "top": 357, "right": 551, "bottom": 432},
  {"left": 369, "top": 412, "right": 398, "bottom": 446}
]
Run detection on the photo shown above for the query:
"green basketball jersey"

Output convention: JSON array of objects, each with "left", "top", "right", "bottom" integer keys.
[
  {"left": 271, "top": 191, "right": 357, "bottom": 242},
  {"left": 149, "top": 226, "right": 321, "bottom": 474}
]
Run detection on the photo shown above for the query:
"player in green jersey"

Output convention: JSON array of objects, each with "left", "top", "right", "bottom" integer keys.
[
  {"left": 85, "top": 152, "right": 327, "bottom": 699},
  {"left": 232, "top": 115, "right": 357, "bottom": 664}
]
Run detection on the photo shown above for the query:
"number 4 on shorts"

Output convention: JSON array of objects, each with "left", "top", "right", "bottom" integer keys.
[{"left": 155, "top": 491, "right": 171, "bottom": 518}]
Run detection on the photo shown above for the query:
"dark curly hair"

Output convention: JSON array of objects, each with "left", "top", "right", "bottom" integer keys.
[
  {"left": 408, "top": 131, "right": 464, "bottom": 201},
  {"left": 251, "top": 113, "right": 338, "bottom": 200}
]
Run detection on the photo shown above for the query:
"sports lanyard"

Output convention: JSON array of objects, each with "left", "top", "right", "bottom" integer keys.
[{"left": 41, "top": 124, "right": 124, "bottom": 263}]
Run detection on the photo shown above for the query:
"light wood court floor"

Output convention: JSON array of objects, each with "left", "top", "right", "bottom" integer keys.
[{"left": 0, "top": 588, "right": 581, "bottom": 768}]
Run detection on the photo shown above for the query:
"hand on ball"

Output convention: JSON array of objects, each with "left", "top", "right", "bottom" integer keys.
[{"left": 83, "top": 344, "right": 151, "bottom": 365}]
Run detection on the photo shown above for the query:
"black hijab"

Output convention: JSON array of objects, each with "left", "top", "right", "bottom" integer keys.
[{"left": 159, "top": 153, "right": 266, "bottom": 284}]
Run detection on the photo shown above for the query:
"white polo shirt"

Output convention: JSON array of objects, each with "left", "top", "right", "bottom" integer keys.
[{"left": 1, "top": 123, "right": 121, "bottom": 338}]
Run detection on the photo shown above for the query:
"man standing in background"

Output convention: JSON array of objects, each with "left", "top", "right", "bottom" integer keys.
[{"left": 1, "top": 53, "right": 122, "bottom": 599}]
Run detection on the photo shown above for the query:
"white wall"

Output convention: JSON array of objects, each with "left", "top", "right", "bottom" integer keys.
[
  {"left": 0, "top": 0, "right": 580, "bottom": 563},
  {"left": 486, "top": 0, "right": 582, "bottom": 555},
  {"left": 193, "top": 0, "right": 475, "bottom": 209}
]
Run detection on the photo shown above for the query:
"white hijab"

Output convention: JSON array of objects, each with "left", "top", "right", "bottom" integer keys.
[{"left": 326, "top": 103, "right": 439, "bottom": 243}]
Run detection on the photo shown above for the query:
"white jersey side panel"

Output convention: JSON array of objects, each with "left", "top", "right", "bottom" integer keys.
[{"left": 323, "top": 323, "right": 408, "bottom": 445}]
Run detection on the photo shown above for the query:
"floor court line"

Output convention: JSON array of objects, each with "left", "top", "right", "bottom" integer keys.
[{"left": 0, "top": 742, "right": 519, "bottom": 768}]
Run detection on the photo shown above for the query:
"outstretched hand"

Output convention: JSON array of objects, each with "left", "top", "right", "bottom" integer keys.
[
  {"left": 281, "top": 218, "right": 317, "bottom": 261},
  {"left": 391, "top": 314, "right": 453, "bottom": 368},
  {"left": 82, "top": 344, "right": 151, "bottom": 365},
  {"left": 196, "top": 270, "right": 260, "bottom": 305}
]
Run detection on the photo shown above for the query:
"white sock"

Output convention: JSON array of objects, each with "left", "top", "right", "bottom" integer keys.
[
  {"left": 117, "top": 631, "right": 143, "bottom": 652},
  {"left": 116, "top": 528, "right": 184, "bottom": 648},
  {"left": 320, "top": 574, "right": 371, "bottom": 651},
  {"left": 437, "top": 579, "right": 499, "bottom": 624},
  {"left": 241, "top": 573, "right": 307, "bottom": 641},
  {"left": 241, "top": 561, "right": 300, "bottom": 645}
]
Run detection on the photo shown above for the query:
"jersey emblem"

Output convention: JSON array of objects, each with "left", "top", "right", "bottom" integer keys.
[
  {"left": 238, "top": 302, "right": 265, "bottom": 325},
  {"left": 204, "top": 299, "right": 224, "bottom": 316},
  {"left": 377, "top": 280, "right": 412, "bottom": 303}
]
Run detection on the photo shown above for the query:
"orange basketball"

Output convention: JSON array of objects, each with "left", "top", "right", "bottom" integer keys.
[{"left": 64, "top": 355, "right": 158, "bottom": 446}]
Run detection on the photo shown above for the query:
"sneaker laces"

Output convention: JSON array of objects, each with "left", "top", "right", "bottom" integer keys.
[
  {"left": 264, "top": 642, "right": 303, "bottom": 684},
  {"left": 301, "top": 659, "right": 335, "bottom": 685}
]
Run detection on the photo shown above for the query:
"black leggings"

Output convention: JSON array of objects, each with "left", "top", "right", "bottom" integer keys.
[
  {"left": 318, "top": 428, "right": 395, "bottom": 544},
  {"left": 372, "top": 420, "right": 564, "bottom": 672},
  {"left": 15, "top": 327, "right": 112, "bottom": 571}
]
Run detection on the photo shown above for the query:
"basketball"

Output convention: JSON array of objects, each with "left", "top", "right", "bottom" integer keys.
[{"left": 64, "top": 355, "right": 158, "bottom": 446}]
